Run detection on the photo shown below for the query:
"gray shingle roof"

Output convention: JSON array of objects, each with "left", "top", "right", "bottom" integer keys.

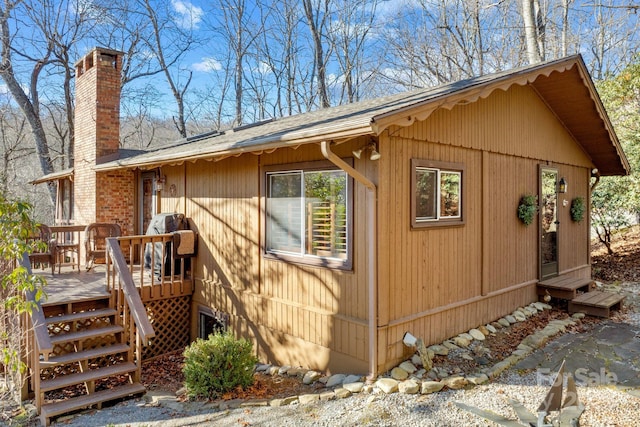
[{"left": 90, "top": 55, "right": 627, "bottom": 176}]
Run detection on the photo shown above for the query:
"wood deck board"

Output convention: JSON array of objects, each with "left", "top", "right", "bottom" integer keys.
[
  {"left": 40, "top": 382, "right": 145, "bottom": 421},
  {"left": 40, "top": 362, "right": 137, "bottom": 392},
  {"left": 538, "top": 276, "right": 592, "bottom": 290},
  {"left": 45, "top": 308, "right": 117, "bottom": 324},
  {"left": 49, "top": 325, "right": 124, "bottom": 345},
  {"left": 569, "top": 291, "right": 624, "bottom": 318},
  {"left": 537, "top": 276, "right": 593, "bottom": 301},
  {"left": 571, "top": 291, "right": 624, "bottom": 307},
  {"left": 39, "top": 264, "right": 192, "bottom": 306},
  {"left": 41, "top": 344, "right": 130, "bottom": 367}
]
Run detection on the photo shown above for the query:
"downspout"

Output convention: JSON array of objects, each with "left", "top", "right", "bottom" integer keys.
[{"left": 320, "top": 140, "right": 378, "bottom": 380}]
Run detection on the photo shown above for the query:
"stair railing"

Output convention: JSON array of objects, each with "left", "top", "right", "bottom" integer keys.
[
  {"left": 104, "top": 238, "right": 155, "bottom": 382},
  {"left": 17, "top": 252, "right": 52, "bottom": 410}
]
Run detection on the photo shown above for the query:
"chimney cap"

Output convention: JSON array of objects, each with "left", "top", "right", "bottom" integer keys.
[{"left": 74, "top": 47, "right": 125, "bottom": 67}]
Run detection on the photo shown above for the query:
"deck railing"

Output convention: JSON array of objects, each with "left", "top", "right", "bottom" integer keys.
[
  {"left": 18, "top": 253, "right": 52, "bottom": 406},
  {"left": 104, "top": 237, "right": 155, "bottom": 381},
  {"left": 107, "top": 233, "right": 193, "bottom": 300}
]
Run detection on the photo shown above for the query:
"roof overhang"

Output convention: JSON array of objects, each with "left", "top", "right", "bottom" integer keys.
[
  {"left": 92, "top": 55, "right": 628, "bottom": 177},
  {"left": 30, "top": 168, "right": 73, "bottom": 185},
  {"left": 370, "top": 56, "right": 628, "bottom": 176}
]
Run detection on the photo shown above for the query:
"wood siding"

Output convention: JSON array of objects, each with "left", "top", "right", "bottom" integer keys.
[
  {"left": 157, "top": 83, "right": 595, "bottom": 375},
  {"left": 160, "top": 140, "right": 373, "bottom": 374},
  {"left": 376, "top": 84, "right": 594, "bottom": 371}
]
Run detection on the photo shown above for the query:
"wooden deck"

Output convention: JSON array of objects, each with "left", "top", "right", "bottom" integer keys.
[
  {"left": 33, "top": 265, "right": 109, "bottom": 306},
  {"left": 34, "top": 263, "right": 193, "bottom": 306},
  {"left": 537, "top": 275, "right": 594, "bottom": 301}
]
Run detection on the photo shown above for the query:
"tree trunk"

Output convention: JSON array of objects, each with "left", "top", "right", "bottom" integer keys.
[
  {"left": 303, "top": 0, "right": 330, "bottom": 109},
  {"left": 521, "top": 0, "right": 542, "bottom": 64},
  {"left": 0, "top": 10, "right": 55, "bottom": 205}
]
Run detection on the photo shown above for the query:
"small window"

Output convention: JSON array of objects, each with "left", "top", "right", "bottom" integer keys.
[
  {"left": 264, "top": 161, "right": 352, "bottom": 269},
  {"left": 411, "top": 159, "right": 464, "bottom": 228},
  {"left": 198, "top": 308, "right": 228, "bottom": 339}
]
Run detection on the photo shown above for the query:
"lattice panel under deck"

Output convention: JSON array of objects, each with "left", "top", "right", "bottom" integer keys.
[{"left": 142, "top": 296, "right": 190, "bottom": 360}]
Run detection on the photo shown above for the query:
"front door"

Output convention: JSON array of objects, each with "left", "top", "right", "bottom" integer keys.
[
  {"left": 140, "top": 172, "right": 157, "bottom": 234},
  {"left": 540, "top": 167, "right": 559, "bottom": 280}
]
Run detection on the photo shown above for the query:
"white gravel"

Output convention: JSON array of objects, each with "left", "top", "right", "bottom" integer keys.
[{"left": 51, "top": 370, "right": 640, "bottom": 427}]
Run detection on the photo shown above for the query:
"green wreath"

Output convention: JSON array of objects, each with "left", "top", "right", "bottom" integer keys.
[
  {"left": 517, "top": 194, "right": 538, "bottom": 226},
  {"left": 570, "top": 197, "right": 585, "bottom": 222}
]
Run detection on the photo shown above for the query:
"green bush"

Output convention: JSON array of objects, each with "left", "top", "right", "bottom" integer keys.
[{"left": 182, "top": 331, "right": 257, "bottom": 399}]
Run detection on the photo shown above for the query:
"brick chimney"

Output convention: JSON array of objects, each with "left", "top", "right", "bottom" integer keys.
[{"left": 73, "top": 47, "right": 134, "bottom": 234}]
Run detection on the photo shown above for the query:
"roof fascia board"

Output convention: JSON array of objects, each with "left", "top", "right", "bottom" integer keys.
[
  {"left": 95, "top": 120, "right": 374, "bottom": 171},
  {"left": 571, "top": 58, "right": 630, "bottom": 175},
  {"left": 370, "top": 58, "right": 577, "bottom": 135},
  {"left": 30, "top": 168, "right": 74, "bottom": 185}
]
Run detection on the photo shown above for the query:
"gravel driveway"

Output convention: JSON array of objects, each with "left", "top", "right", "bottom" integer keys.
[{"left": 53, "top": 371, "right": 640, "bottom": 426}]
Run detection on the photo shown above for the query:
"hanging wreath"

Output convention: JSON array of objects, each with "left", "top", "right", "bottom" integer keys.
[
  {"left": 517, "top": 194, "right": 538, "bottom": 226},
  {"left": 570, "top": 197, "right": 586, "bottom": 222}
]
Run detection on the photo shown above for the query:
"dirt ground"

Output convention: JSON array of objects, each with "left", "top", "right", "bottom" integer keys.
[{"left": 592, "top": 225, "right": 640, "bottom": 282}]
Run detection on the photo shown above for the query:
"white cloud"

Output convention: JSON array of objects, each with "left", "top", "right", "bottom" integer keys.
[
  {"left": 172, "top": 0, "right": 204, "bottom": 29},
  {"left": 192, "top": 57, "right": 222, "bottom": 73}
]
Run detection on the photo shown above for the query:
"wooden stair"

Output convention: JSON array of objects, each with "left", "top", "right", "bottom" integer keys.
[
  {"left": 537, "top": 275, "right": 624, "bottom": 318},
  {"left": 569, "top": 291, "right": 625, "bottom": 318},
  {"left": 38, "top": 295, "right": 146, "bottom": 426}
]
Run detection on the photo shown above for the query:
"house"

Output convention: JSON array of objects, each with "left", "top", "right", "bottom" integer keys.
[{"left": 36, "top": 48, "right": 628, "bottom": 379}]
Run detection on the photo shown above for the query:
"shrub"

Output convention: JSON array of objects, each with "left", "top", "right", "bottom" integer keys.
[
  {"left": 182, "top": 331, "right": 257, "bottom": 399},
  {"left": 0, "top": 195, "right": 47, "bottom": 405}
]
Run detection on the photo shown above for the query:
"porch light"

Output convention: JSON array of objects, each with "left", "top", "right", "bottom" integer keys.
[
  {"left": 558, "top": 177, "right": 567, "bottom": 194},
  {"left": 352, "top": 142, "right": 381, "bottom": 161},
  {"left": 155, "top": 176, "right": 165, "bottom": 192}
]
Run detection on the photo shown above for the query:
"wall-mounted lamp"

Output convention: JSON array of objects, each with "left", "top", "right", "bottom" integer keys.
[
  {"left": 155, "top": 176, "right": 166, "bottom": 192},
  {"left": 558, "top": 177, "right": 567, "bottom": 194},
  {"left": 352, "top": 142, "right": 381, "bottom": 161}
]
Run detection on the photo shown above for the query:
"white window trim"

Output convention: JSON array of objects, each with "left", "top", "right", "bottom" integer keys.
[{"left": 262, "top": 160, "right": 354, "bottom": 270}]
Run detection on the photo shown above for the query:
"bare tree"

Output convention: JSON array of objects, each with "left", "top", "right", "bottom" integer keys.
[
  {"left": 521, "top": 0, "right": 545, "bottom": 64},
  {"left": 139, "top": 0, "right": 197, "bottom": 138},
  {"left": 328, "top": 0, "right": 380, "bottom": 104},
  {"left": 303, "top": 0, "right": 331, "bottom": 108},
  {"left": 0, "top": 100, "right": 31, "bottom": 196},
  {"left": 378, "top": 0, "right": 517, "bottom": 91},
  {"left": 0, "top": 0, "right": 92, "bottom": 204},
  {"left": 204, "top": 0, "right": 259, "bottom": 127}
]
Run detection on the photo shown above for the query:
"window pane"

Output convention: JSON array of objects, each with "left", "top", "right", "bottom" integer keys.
[
  {"left": 415, "top": 168, "right": 437, "bottom": 220},
  {"left": 305, "top": 170, "right": 347, "bottom": 259},
  {"left": 440, "top": 171, "right": 461, "bottom": 218},
  {"left": 267, "top": 172, "right": 303, "bottom": 253}
]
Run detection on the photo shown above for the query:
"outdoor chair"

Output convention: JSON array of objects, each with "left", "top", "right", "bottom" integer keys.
[
  {"left": 28, "top": 224, "right": 57, "bottom": 274},
  {"left": 84, "top": 223, "right": 121, "bottom": 270}
]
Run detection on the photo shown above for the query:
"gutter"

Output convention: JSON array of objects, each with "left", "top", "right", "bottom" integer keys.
[{"left": 320, "top": 140, "right": 378, "bottom": 380}]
